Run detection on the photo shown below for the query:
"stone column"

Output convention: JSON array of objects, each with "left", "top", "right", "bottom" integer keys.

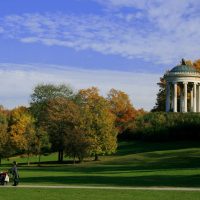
[
  {"left": 180, "top": 90, "right": 183, "bottom": 112},
  {"left": 183, "top": 82, "right": 187, "bottom": 112},
  {"left": 194, "top": 83, "right": 197, "bottom": 112},
  {"left": 173, "top": 82, "right": 177, "bottom": 112},
  {"left": 191, "top": 87, "right": 194, "bottom": 112},
  {"left": 166, "top": 82, "right": 170, "bottom": 112}
]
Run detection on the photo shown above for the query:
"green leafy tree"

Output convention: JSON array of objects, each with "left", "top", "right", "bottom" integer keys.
[
  {"left": 30, "top": 84, "right": 74, "bottom": 162},
  {"left": 152, "top": 76, "right": 166, "bottom": 112},
  {"left": 30, "top": 84, "right": 74, "bottom": 126},
  {"left": 35, "top": 127, "right": 50, "bottom": 166}
]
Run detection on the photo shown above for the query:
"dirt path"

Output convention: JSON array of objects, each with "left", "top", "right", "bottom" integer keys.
[{"left": 3, "top": 185, "right": 200, "bottom": 191}]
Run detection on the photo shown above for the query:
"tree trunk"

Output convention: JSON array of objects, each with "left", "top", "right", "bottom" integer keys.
[
  {"left": 61, "top": 150, "right": 63, "bottom": 162},
  {"left": 73, "top": 155, "right": 75, "bottom": 164},
  {"left": 58, "top": 150, "right": 64, "bottom": 162},
  {"left": 78, "top": 155, "right": 83, "bottom": 163},
  {"left": 38, "top": 154, "right": 41, "bottom": 166},
  {"left": 94, "top": 154, "right": 99, "bottom": 161},
  {"left": 27, "top": 154, "right": 30, "bottom": 166},
  {"left": 58, "top": 151, "right": 60, "bottom": 162}
]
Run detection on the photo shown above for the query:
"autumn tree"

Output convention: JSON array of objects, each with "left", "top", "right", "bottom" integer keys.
[
  {"left": 107, "top": 89, "right": 139, "bottom": 134},
  {"left": 9, "top": 106, "right": 36, "bottom": 165},
  {"left": 0, "top": 106, "right": 9, "bottom": 164},
  {"left": 193, "top": 59, "right": 200, "bottom": 71},
  {"left": 77, "top": 87, "right": 118, "bottom": 161},
  {"left": 30, "top": 84, "right": 74, "bottom": 162},
  {"left": 44, "top": 97, "right": 84, "bottom": 162}
]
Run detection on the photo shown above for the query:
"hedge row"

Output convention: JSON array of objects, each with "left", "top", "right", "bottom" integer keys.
[{"left": 123, "top": 112, "right": 200, "bottom": 141}]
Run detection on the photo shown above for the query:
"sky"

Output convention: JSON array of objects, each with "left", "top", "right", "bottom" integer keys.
[{"left": 1, "top": 0, "right": 200, "bottom": 110}]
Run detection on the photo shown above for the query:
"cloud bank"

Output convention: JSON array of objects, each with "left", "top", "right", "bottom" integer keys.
[{"left": 0, "top": 63, "right": 160, "bottom": 110}]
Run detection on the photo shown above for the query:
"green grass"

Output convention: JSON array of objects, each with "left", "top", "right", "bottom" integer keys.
[
  {"left": 0, "top": 188, "right": 200, "bottom": 200},
  {"left": 2, "top": 141, "right": 200, "bottom": 187}
]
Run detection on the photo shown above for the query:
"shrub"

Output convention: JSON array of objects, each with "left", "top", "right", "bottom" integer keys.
[{"left": 123, "top": 112, "right": 200, "bottom": 141}]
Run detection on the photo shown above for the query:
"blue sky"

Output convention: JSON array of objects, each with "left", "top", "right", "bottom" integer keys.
[{"left": 0, "top": 0, "right": 200, "bottom": 110}]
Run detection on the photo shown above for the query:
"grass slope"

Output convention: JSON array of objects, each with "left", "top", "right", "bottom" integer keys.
[{"left": 2, "top": 141, "right": 200, "bottom": 187}]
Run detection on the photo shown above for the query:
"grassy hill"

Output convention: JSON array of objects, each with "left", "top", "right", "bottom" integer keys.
[{"left": 2, "top": 140, "right": 200, "bottom": 187}]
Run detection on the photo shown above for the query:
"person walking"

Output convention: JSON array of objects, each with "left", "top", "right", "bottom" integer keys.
[{"left": 10, "top": 161, "right": 19, "bottom": 186}]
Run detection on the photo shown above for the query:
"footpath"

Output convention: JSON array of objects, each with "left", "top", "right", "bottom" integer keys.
[{"left": 3, "top": 185, "right": 200, "bottom": 191}]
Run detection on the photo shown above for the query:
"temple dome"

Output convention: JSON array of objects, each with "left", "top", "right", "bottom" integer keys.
[{"left": 170, "top": 64, "right": 198, "bottom": 73}]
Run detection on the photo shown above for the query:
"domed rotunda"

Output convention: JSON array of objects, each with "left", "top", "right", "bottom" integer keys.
[{"left": 164, "top": 59, "right": 200, "bottom": 112}]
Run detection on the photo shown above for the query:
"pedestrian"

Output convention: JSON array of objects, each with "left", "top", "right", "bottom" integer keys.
[{"left": 10, "top": 161, "right": 19, "bottom": 186}]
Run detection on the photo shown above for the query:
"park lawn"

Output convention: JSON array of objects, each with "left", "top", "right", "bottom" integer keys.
[
  {"left": 2, "top": 141, "right": 200, "bottom": 187},
  {"left": 1, "top": 188, "right": 200, "bottom": 200}
]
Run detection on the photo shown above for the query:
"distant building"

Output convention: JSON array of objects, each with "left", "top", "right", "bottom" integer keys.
[{"left": 164, "top": 59, "right": 200, "bottom": 112}]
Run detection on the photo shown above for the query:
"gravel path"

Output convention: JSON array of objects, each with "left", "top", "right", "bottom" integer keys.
[{"left": 2, "top": 185, "right": 200, "bottom": 191}]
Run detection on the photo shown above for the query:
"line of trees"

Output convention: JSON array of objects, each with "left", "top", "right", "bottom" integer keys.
[{"left": 0, "top": 84, "right": 142, "bottom": 164}]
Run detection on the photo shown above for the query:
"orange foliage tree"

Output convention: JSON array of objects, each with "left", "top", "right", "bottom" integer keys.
[{"left": 107, "top": 89, "right": 140, "bottom": 134}]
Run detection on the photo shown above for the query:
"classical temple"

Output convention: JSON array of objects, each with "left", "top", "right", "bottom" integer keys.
[{"left": 164, "top": 59, "right": 200, "bottom": 112}]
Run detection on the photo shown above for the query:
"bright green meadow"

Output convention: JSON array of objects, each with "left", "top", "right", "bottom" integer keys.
[
  {"left": 1, "top": 188, "right": 200, "bottom": 200},
  {"left": 1, "top": 141, "right": 200, "bottom": 199}
]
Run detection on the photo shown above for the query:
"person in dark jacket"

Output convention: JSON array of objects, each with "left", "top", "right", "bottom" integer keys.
[{"left": 10, "top": 161, "right": 19, "bottom": 186}]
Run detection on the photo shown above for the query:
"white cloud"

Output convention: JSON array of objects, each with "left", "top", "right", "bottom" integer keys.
[
  {"left": 0, "top": 63, "right": 160, "bottom": 111},
  {"left": 1, "top": 1, "right": 200, "bottom": 65}
]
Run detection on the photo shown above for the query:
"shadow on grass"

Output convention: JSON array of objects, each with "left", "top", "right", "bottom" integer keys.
[
  {"left": 116, "top": 141, "right": 200, "bottom": 156},
  {"left": 20, "top": 174, "right": 200, "bottom": 187},
  {"left": 7, "top": 149, "right": 200, "bottom": 174}
]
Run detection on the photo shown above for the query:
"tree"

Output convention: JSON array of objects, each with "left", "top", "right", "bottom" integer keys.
[
  {"left": 34, "top": 127, "right": 50, "bottom": 166},
  {"left": 0, "top": 106, "right": 9, "bottom": 164},
  {"left": 64, "top": 129, "right": 92, "bottom": 163},
  {"left": 30, "top": 84, "right": 74, "bottom": 126},
  {"left": 30, "top": 84, "right": 74, "bottom": 162},
  {"left": 107, "top": 89, "right": 138, "bottom": 134},
  {"left": 152, "top": 76, "right": 166, "bottom": 112},
  {"left": 193, "top": 59, "right": 200, "bottom": 71},
  {"left": 9, "top": 106, "right": 36, "bottom": 165},
  {"left": 77, "top": 87, "right": 118, "bottom": 161},
  {"left": 44, "top": 97, "right": 81, "bottom": 162}
]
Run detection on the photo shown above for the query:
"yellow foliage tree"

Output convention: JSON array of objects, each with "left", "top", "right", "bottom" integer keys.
[
  {"left": 193, "top": 59, "right": 200, "bottom": 71},
  {"left": 0, "top": 106, "right": 9, "bottom": 164},
  {"left": 77, "top": 87, "right": 118, "bottom": 161},
  {"left": 9, "top": 107, "right": 36, "bottom": 165}
]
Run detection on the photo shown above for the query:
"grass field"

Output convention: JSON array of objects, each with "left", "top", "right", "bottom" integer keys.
[
  {"left": 1, "top": 141, "right": 200, "bottom": 187},
  {"left": 1, "top": 188, "right": 200, "bottom": 200}
]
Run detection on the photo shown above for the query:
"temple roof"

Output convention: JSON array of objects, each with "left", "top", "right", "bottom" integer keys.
[{"left": 170, "top": 64, "right": 198, "bottom": 73}]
